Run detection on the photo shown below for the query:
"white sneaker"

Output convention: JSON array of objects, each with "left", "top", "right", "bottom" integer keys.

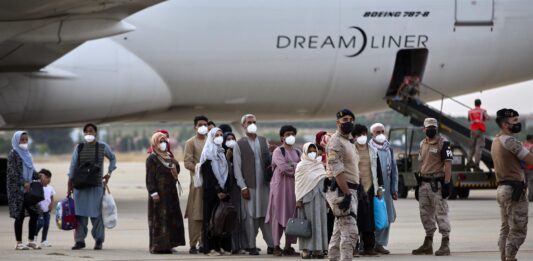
[
  {"left": 40, "top": 241, "right": 52, "bottom": 247},
  {"left": 26, "top": 242, "right": 41, "bottom": 250},
  {"left": 15, "top": 244, "right": 29, "bottom": 250}
]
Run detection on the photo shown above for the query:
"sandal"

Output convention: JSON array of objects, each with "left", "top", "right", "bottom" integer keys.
[
  {"left": 301, "top": 249, "right": 312, "bottom": 259},
  {"left": 313, "top": 250, "right": 325, "bottom": 259},
  {"left": 283, "top": 246, "right": 299, "bottom": 256},
  {"left": 208, "top": 250, "right": 221, "bottom": 256}
]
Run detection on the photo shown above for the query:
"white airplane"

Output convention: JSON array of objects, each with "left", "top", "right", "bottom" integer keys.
[{"left": 1, "top": 0, "right": 533, "bottom": 129}]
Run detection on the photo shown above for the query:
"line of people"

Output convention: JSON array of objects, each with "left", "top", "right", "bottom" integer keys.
[{"left": 5, "top": 107, "right": 531, "bottom": 261}]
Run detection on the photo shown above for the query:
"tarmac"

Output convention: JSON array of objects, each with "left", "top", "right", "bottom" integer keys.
[{"left": 1, "top": 161, "right": 532, "bottom": 261}]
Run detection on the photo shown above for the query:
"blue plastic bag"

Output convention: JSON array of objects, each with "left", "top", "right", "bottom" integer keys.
[{"left": 374, "top": 197, "right": 389, "bottom": 231}]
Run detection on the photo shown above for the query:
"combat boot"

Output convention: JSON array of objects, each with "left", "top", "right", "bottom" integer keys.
[
  {"left": 435, "top": 236, "right": 450, "bottom": 256},
  {"left": 412, "top": 236, "right": 433, "bottom": 255}
]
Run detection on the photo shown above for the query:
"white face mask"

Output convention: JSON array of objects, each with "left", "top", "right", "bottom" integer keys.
[
  {"left": 247, "top": 123, "right": 257, "bottom": 134},
  {"left": 214, "top": 136, "right": 224, "bottom": 145},
  {"left": 225, "top": 140, "right": 236, "bottom": 148},
  {"left": 375, "top": 134, "right": 387, "bottom": 144},
  {"left": 159, "top": 142, "right": 167, "bottom": 151},
  {"left": 307, "top": 152, "right": 317, "bottom": 160},
  {"left": 84, "top": 135, "right": 95, "bottom": 143},
  {"left": 19, "top": 143, "right": 29, "bottom": 150},
  {"left": 285, "top": 135, "right": 296, "bottom": 145},
  {"left": 197, "top": 125, "right": 208, "bottom": 135},
  {"left": 316, "top": 156, "right": 323, "bottom": 162},
  {"left": 356, "top": 135, "right": 368, "bottom": 145}
]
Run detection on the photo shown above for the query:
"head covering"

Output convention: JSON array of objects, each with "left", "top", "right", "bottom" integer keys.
[
  {"left": 316, "top": 131, "right": 331, "bottom": 164},
  {"left": 199, "top": 127, "right": 228, "bottom": 188},
  {"left": 336, "top": 109, "right": 355, "bottom": 120},
  {"left": 496, "top": 108, "right": 519, "bottom": 118},
  {"left": 222, "top": 132, "right": 236, "bottom": 152},
  {"left": 156, "top": 129, "right": 169, "bottom": 136},
  {"left": 147, "top": 129, "right": 174, "bottom": 157},
  {"left": 151, "top": 132, "right": 170, "bottom": 159},
  {"left": 150, "top": 132, "right": 178, "bottom": 179},
  {"left": 424, "top": 118, "right": 438, "bottom": 128},
  {"left": 315, "top": 131, "right": 327, "bottom": 148},
  {"left": 11, "top": 131, "right": 34, "bottom": 182},
  {"left": 219, "top": 124, "right": 233, "bottom": 134},
  {"left": 295, "top": 142, "right": 327, "bottom": 201}
]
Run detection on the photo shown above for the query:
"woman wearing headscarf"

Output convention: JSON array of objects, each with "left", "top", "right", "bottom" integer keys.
[
  {"left": 223, "top": 131, "right": 248, "bottom": 254},
  {"left": 146, "top": 132, "right": 185, "bottom": 254},
  {"left": 146, "top": 129, "right": 174, "bottom": 158},
  {"left": 199, "top": 127, "right": 231, "bottom": 256},
  {"left": 7, "top": 131, "right": 42, "bottom": 250},
  {"left": 295, "top": 143, "right": 328, "bottom": 259}
]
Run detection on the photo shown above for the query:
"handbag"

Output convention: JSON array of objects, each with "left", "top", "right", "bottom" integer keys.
[
  {"left": 373, "top": 196, "right": 389, "bottom": 231},
  {"left": 285, "top": 208, "right": 312, "bottom": 238},
  {"left": 72, "top": 143, "right": 101, "bottom": 189},
  {"left": 24, "top": 181, "right": 44, "bottom": 205},
  {"left": 102, "top": 185, "right": 118, "bottom": 229}
]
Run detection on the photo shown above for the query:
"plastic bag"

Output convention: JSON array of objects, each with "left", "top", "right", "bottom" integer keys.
[
  {"left": 102, "top": 186, "right": 118, "bottom": 229},
  {"left": 193, "top": 163, "right": 203, "bottom": 188},
  {"left": 373, "top": 196, "right": 389, "bottom": 231}
]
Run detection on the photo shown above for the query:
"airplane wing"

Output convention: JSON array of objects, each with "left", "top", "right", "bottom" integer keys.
[{"left": 0, "top": 0, "right": 164, "bottom": 72}]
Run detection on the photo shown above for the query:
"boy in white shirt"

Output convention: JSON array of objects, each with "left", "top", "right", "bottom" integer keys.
[{"left": 35, "top": 169, "right": 55, "bottom": 247}]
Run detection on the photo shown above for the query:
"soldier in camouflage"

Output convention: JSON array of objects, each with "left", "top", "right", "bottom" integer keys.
[
  {"left": 326, "top": 109, "right": 360, "bottom": 261},
  {"left": 491, "top": 108, "right": 533, "bottom": 261},
  {"left": 412, "top": 118, "right": 453, "bottom": 256}
]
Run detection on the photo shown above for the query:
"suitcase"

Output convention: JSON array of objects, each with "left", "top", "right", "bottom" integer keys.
[{"left": 56, "top": 195, "right": 77, "bottom": 230}]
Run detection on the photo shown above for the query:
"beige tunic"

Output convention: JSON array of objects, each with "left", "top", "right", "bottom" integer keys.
[{"left": 184, "top": 136, "right": 206, "bottom": 220}]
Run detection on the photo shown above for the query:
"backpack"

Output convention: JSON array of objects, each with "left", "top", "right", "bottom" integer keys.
[
  {"left": 56, "top": 195, "right": 77, "bottom": 230},
  {"left": 209, "top": 201, "right": 237, "bottom": 238}
]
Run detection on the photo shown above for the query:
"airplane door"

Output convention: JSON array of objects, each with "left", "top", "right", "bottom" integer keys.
[{"left": 455, "top": 0, "right": 494, "bottom": 26}]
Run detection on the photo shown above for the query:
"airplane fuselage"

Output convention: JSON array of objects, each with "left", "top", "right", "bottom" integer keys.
[{"left": 1, "top": 0, "right": 533, "bottom": 128}]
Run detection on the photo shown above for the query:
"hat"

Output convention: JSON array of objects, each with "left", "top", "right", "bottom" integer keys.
[
  {"left": 424, "top": 118, "right": 438, "bottom": 128},
  {"left": 337, "top": 109, "right": 355, "bottom": 120},
  {"left": 496, "top": 108, "right": 519, "bottom": 118}
]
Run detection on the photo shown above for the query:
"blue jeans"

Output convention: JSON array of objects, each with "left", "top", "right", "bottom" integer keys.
[{"left": 35, "top": 212, "right": 50, "bottom": 242}]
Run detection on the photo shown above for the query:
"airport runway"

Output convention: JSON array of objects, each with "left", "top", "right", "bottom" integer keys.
[{"left": 1, "top": 161, "right": 532, "bottom": 261}]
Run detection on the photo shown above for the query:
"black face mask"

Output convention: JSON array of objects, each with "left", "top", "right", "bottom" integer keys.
[
  {"left": 426, "top": 128, "right": 437, "bottom": 139},
  {"left": 509, "top": 122, "right": 522, "bottom": 134},
  {"left": 340, "top": 122, "right": 354, "bottom": 134}
]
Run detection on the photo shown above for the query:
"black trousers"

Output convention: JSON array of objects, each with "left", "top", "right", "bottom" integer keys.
[
  {"left": 14, "top": 201, "right": 39, "bottom": 242},
  {"left": 357, "top": 187, "right": 376, "bottom": 251}
]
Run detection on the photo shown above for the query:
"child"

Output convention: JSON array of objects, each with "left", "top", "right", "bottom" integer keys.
[{"left": 35, "top": 169, "right": 55, "bottom": 247}]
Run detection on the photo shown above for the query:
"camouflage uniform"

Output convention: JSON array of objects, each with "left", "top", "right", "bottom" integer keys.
[
  {"left": 328, "top": 189, "right": 358, "bottom": 261},
  {"left": 417, "top": 136, "right": 452, "bottom": 238},
  {"left": 326, "top": 131, "right": 360, "bottom": 261},
  {"left": 492, "top": 133, "right": 530, "bottom": 261},
  {"left": 418, "top": 182, "right": 450, "bottom": 237}
]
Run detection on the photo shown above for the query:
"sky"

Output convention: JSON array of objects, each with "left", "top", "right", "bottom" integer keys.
[{"left": 427, "top": 80, "right": 533, "bottom": 118}]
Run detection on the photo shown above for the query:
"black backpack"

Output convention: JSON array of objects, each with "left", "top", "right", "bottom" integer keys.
[
  {"left": 72, "top": 143, "right": 101, "bottom": 189},
  {"left": 209, "top": 200, "right": 237, "bottom": 238}
]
